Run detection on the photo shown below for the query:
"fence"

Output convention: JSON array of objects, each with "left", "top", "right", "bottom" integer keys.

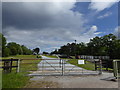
[
  {"left": 79, "top": 55, "right": 114, "bottom": 71},
  {"left": 0, "top": 59, "right": 20, "bottom": 73},
  {"left": 1, "top": 58, "right": 103, "bottom": 76},
  {"left": 80, "top": 55, "right": 109, "bottom": 60},
  {"left": 19, "top": 58, "right": 102, "bottom": 76}
]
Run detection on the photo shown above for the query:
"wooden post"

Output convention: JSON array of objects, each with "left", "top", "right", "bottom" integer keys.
[
  {"left": 99, "top": 59, "right": 102, "bottom": 75},
  {"left": 4, "top": 60, "right": 11, "bottom": 73},
  {"left": 17, "top": 59, "right": 20, "bottom": 73},
  {"left": 10, "top": 58, "right": 13, "bottom": 72},
  {"left": 59, "top": 59, "right": 61, "bottom": 68},
  {"left": 95, "top": 61, "right": 97, "bottom": 70},
  {"left": 62, "top": 59, "right": 65, "bottom": 76},
  {"left": 116, "top": 61, "right": 118, "bottom": 79}
]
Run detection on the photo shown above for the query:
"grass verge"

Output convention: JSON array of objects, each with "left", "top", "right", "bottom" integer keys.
[
  {"left": 2, "top": 55, "right": 41, "bottom": 88},
  {"left": 43, "top": 55, "right": 58, "bottom": 58},
  {"left": 67, "top": 59, "right": 95, "bottom": 71}
]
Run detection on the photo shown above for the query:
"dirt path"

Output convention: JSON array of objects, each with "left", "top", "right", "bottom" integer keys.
[{"left": 25, "top": 72, "right": 119, "bottom": 88}]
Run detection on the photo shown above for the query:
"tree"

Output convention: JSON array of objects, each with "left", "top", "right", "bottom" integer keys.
[
  {"left": 21, "top": 45, "right": 32, "bottom": 55},
  {"left": 51, "top": 49, "right": 58, "bottom": 54},
  {"left": 0, "top": 33, "right": 10, "bottom": 57},
  {"left": 2, "top": 47, "right": 10, "bottom": 57},
  {"left": 43, "top": 51, "right": 49, "bottom": 54},
  {"left": 102, "top": 34, "right": 118, "bottom": 59},
  {"left": 87, "top": 36, "right": 103, "bottom": 55},
  {"left": 78, "top": 42, "right": 87, "bottom": 55},
  {"left": 0, "top": 33, "right": 33, "bottom": 57},
  {"left": 7, "top": 42, "right": 32, "bottom": 55},
  {"left": 51, "top": 34, "right": 120, "bottom": 59},
  {"left": 33, "top": 48, "right": 40, "bottom": 55},
  {"left": 7, "top": 42, "right": 20, "bottom": 55}
]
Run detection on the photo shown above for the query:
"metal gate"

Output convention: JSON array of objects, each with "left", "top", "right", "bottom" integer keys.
[
  {"left": 37, "top": 58, "right": 63, "bottom": 76},
  {"left": 64, "top": 59, "right": 102, "bottom": 75},
  {"left": 28, "top": 58, "right": 102, "bottom": 76}
]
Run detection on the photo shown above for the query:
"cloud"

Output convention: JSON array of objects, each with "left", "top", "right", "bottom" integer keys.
[
  {"left": 3, "top": 2, "right": 101, "bottom": 52},
  {"left": 89, "top": 0, "right": 118, "bottom": 12},
  {"left": 83, "top": 25, "right": 101, "bottom": 38},
  {"left": 4, "top": 25, "right": 100, "bottom": 52},
  {"left": 0, "top": 2, "right": 1, "bottom": 33},
  {"left": 97, "top": 12, "right": 112, "bottom": 19},
  {"left": 3, "top": 2, "right": 84, "bottom": 30}
]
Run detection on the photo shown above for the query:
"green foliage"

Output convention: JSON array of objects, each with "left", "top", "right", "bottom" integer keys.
[
  {"left": 2, "top": 72, "right": 30, "bottom": 88},
  {"left": 52, "top": 34, "right": 120, "bottom": 59},
  {"left": 51, "top": 49, "right": 58, "bottom": 54},
  {"left": 0, "top": 33, "right": 7, "bottom": 57},
  {"left": 21, "top": 45, "right": 32, "bottom": 55},
  {"left": 0, "top": 33, "right": 33, "bottom": 57},
  {"left": 1, "top": 33, "right": 6, "bottom": 48},
  {"left": 33, "top": 48, "right": 40, "bottom": 55},
  {"left": 3, "top": 47, "right": 10, "bottom": 57},
  {"left": 87, "top": 34, "right": 120, "bottom": 58},
  {"left": 7, "top": 42, "right": 22, "bottom": 55},
  {"left": 43, "top": 51, "right": 49, "bottom": 54}
]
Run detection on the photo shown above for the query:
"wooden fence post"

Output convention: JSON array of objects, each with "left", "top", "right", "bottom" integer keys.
[
  {"left": 4, "top": 60, "right": 11, "bottom": 73},
  {"left": 99, "top": 59, "right": 102, "bottom": 75},
  {"left": 17, "top": 59, "right": 20, "bottom": 73},
  {"left": 10, "top": 58, "right": 13, "bottom": 72}
]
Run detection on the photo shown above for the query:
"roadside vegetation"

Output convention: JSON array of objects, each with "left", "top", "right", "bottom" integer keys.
[
  {"left": 2, "top": 55, "right": 41, "bottom": 88},
  {"left": 67, "top": 59, "right": 95, "bottom": 70},
  {"left": 51, "top": 34, "right": 120, "bottom": 69},
  {"left": 43, "top": 55, "right": 58, "bottom": 58},
  {"left": 51, "top": 34, "right": 120, "bottom": 59}
]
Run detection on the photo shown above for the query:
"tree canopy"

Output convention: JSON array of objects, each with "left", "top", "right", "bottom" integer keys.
[
  {"left": 51, "top": 34, "right": 120, "bottom": 59},
  {"left": 0, "top": 33, "right": 33, "bottom": 57},
  {"left": 33, "top": 48, "right": 40, "bottom": 55}
]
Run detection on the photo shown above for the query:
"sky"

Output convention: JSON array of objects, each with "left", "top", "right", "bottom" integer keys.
[{"left": 2, "top": 0, "right": 119, "bottom": 53}]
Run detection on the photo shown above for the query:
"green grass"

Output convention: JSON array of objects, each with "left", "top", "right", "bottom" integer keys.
[
  {"left": 67, "top": 59, "right": 95, "bottom": 71},
  {"left": 2, "top": 72, "right": 30, "bottom": 88},
  {"left": 43, "top": 55, "right": 58, "bottom": 58},
  {"left": 2, "top": 55, "right": 41, "bottom": 88},
  {"left": 2, "top": 55, "right": 40, "bottom": 59}
]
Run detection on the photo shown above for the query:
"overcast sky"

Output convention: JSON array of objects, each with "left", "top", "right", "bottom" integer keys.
[{"left": 2, "top": 0, "right": 119, "bottom": 52}]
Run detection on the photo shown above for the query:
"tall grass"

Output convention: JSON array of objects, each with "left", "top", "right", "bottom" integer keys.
[
  {"left": 2, "top": 55, "right": 41, "bottom": 88},
  {"left": 2, "top": 72, "right": 29, "bottom": 88}
]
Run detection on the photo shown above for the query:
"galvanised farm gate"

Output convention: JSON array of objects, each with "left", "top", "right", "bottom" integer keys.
[
  {"left": 31, "top": 58, "right": 102, "bottom": 76},
  {"left": 22, "top": 56, "right": 104, "bottom": 76}
]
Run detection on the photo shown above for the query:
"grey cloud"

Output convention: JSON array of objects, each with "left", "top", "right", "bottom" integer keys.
[
  {"left": 3, "top": 2, "right": 101, "bottom": 52},
  {"left": 0, "top": 2, "right": 2, "bottom": 33},
  {"left": 3, "top": 2, "right": 83, "bottom": 31},
  {"left": 3, "top": 2, "right": 54, "bottom": 30},
  {"left": 4, "top": 25, "right": 100, "bottom": 52}
]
